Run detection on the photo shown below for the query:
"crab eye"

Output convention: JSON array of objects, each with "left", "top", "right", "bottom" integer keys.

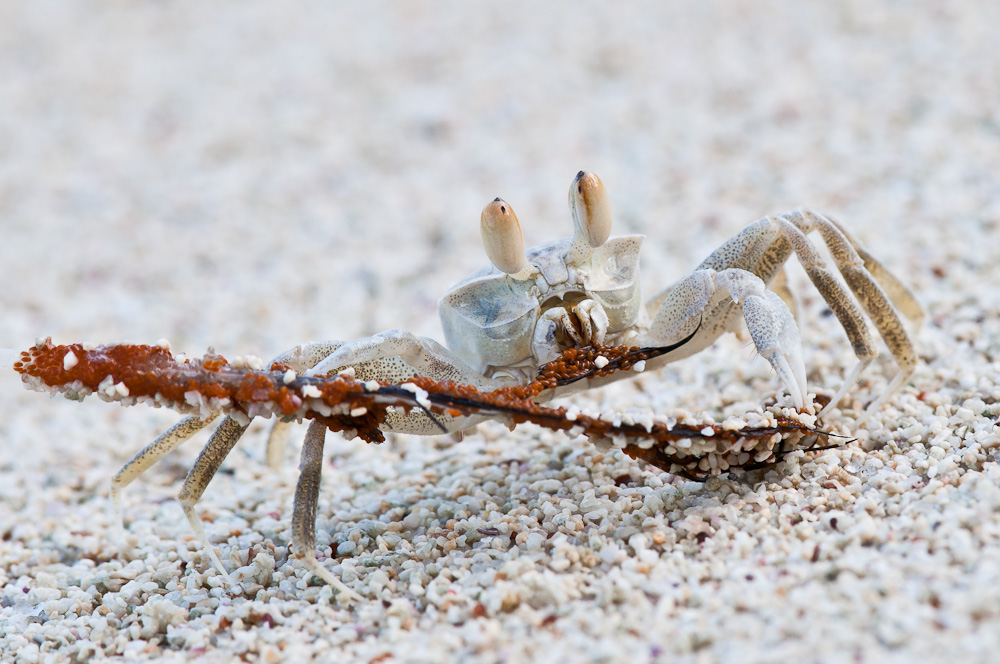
[
  {"left": 568, "top": 171, "right": 612, "bottom": 248},
  {"left": 481, "top": 197, "right": 530, "bottom": 276}
]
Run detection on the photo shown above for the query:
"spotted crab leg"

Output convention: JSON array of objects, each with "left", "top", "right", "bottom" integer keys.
[
  {"left": 781, "top": 210, "right": 921, "bottom": 414},
  {"left": 110, "top": 414, "right": 218, "bottom": 530},
  {"left": 176, "top": 416, "right": 249, "bottom": 589},
  {"left": 291, "top": 421, "right": 362, "bottom": 599}
]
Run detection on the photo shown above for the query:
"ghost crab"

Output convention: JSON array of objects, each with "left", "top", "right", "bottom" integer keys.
[
  {"left": 17, "top": 171, "right": 922, "bottom": 597},
  {"left": 295, "top": 170, "right": 922, "bottom": 416}
]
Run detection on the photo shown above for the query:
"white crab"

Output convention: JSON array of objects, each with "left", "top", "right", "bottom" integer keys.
[
  {"left": 297, "top": 170, "right": 921, "bottom": 420},
  {"left": 113, "top": 171, "right": 923, "bottom": 593}
]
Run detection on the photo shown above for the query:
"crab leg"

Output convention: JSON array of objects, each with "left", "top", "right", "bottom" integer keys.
[
  {"left": 176, "top": 415, "right": 249, "bottom": 589},
  {"left": 768, "top": 268, "right": 798, "bottom": 320},
  {"left": 780, "top": 210, "right": 919, "bottom": 412},
  {"left": 820, "top": 214, "right": 925, "bottom": 327},
  {"left": 644, "top": 267, "right": 807, "bottom": 409},
  {"left": 656, "top": 210, "right": 922, "bottom": 415},
  {"left": 291, "top": 420, "right": 362, "bottom": 599},
  {"left": 305, "top": 330, "right": 495, "bottom": 386},
  {"left": 111, "top": 414, "right": 218, "bottom": 529},
  {"left": 768, "top": 216, "right": 877, "bottom": 414},
  {"left": 263, "top": 341, "right": 348, "bottom": 469},
  {"left": 265, "top": 419, "right": 293, "bottom": 470}
]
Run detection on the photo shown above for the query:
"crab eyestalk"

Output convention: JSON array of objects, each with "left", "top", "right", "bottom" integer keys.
[
  {"left": 481, "top": 198, "right": 534, "bottom": 280},
  {"left": 567, "top": 171, "right": 613, "bottom": 263}
]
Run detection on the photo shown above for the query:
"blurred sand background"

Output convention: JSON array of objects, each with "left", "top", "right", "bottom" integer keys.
[{"left": 2, "top": 2, "right": 1000, "bottom": 662}]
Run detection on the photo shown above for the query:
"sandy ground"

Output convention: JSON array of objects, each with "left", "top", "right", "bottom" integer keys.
[{"left": 2, "top": 2, "right": 999, "bottom": 662}]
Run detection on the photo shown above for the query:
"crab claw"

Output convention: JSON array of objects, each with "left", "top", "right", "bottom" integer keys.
[
  {"left": 714, "top": 269, "right": 807, "bottom": 410},
  {"left": 481, "top": 198, "right": 533, "bottom": 279},
  {"left": 742, "top": 291, "right": 807, "bottom": 410},
  {"left": 568, "top": 171, "right": 613, "bottom": 249}
]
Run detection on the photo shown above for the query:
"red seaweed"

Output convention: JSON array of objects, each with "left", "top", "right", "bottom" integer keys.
[{"left": 13, "top": 338, "right": 840, "bottom": 477}]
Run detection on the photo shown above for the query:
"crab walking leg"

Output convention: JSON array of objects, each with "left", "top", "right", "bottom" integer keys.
[
  {"left": 265, "top": 420, "right": 293, "bottom": 470},
  {"left": 110, "top": 414, "right": 218, "bottom": 529},
  {"left": 262, "top": 341, "right": 348, "bottom": 468},
  {"left": 645, "top": 268, "right": 807, "bottom": 409},
  {"left": 768, "top": 268, "right": 798, "bottom": 321},
  {"left": 272, "top": 340, "right": 348, "bottom": 372},
  {"left": 304, "top": 329, "right": 501, "bottom": 389},
  {"left": 769, "top": 217, "right": 878, "bottom": 414},
  {"left": 785, "top": 210, "right": 920, "bottom": 411},
  {"left": 291, "top": 420, "right": 362, "bottom": 600},
  {"left": 264, "top": 335, "right": 497, "bottom": 462},
  {"left": 176, "top": 415, "right": 250, "bottom": 588},
  {"left": 821, "top": 214, "right": 926, "bottom": 327}
]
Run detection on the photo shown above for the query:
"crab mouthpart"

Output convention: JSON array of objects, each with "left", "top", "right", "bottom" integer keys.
[{"left": 541, "top": 293, "right": 608, "bottom": 348}]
